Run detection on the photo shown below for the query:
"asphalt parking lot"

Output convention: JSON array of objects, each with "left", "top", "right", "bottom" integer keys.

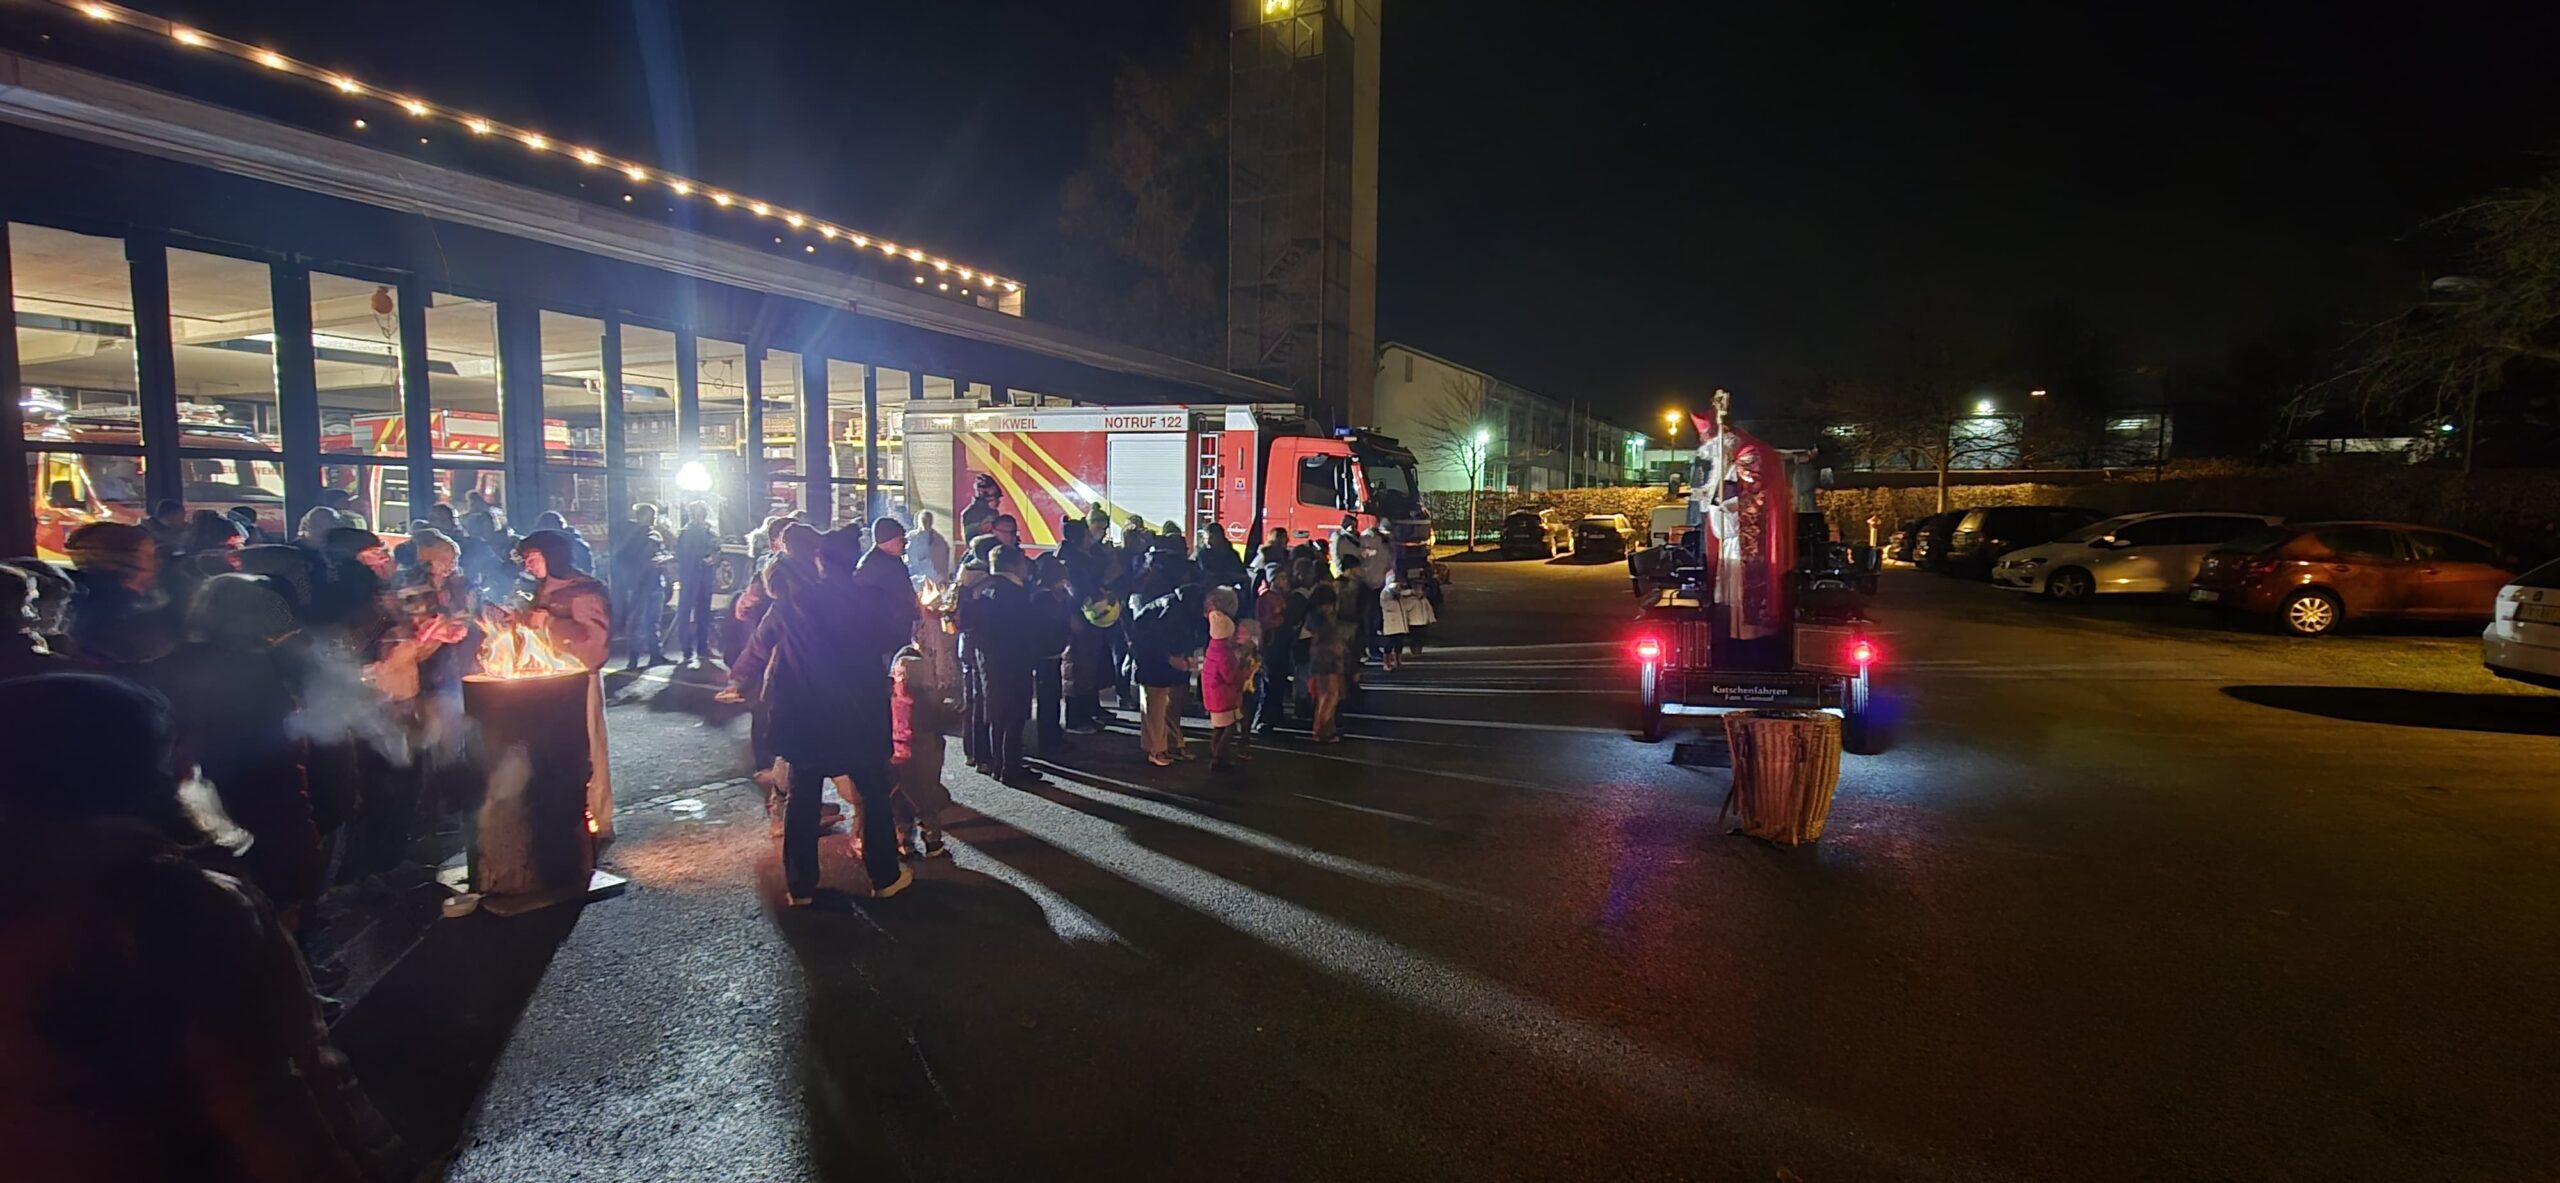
[{"left": 350, "top": 554, "right": 2559, "bottom": 1182}]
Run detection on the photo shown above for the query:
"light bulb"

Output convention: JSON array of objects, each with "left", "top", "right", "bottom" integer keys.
[
  {"left": 331, "top": 75, "right": 360, "bottom": 94},
  {"left": 257, "top": 49, "right": 287, "bottom": 69},
  {"left": 466, "top": 118, "right": 492, "bottom": 135},
  {"left": 670, "top": 180, "right": 692, "bottom": 195},
  {"left": 171, "top": 26, "right": 204, "bottom": 46},
  {"left": 402, "top": 99, "right": 430, "bottom": 116},
  {"left": 624, "top": 165, "right": 646, "bottom": 182},
  {"left": 521, "top": 133, "right": 548, "bottom": 150}
]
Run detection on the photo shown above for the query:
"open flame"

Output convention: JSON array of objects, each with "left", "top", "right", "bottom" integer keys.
[{"left": 476, "top": 610, "right": 584, "bottom": 678}]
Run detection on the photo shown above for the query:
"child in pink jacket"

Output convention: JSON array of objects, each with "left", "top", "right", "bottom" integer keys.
[
  {"left": 1202, "top": 586, "right": 1249, "bottom": 771},
  {"left": 890, "top": 646, "right": 956, "bottom": 857}
]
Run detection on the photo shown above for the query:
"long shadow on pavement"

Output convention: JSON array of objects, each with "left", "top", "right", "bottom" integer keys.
[
  {"left": 330, "top": 903, "right": 581, "bottom": 1159},
  {"left": 2221, "top": 684, "right": 2560, "bottom": 736}
]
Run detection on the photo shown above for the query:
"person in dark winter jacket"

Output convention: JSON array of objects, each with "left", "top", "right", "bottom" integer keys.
[
  {"left": 1126, "top": 583, "right": 1205, "bottom": 766},
  {"left": 610, "top": 502, "right": 671, "bottom": 670},
  {"left": 0, "top": 673, "right": 415, "bottom": 1182},
  {"left": 671, "top": 500, "right": 723, "bottom": 667},
  {"left": 62, "top": 520, "right": 181, "bottom": 667},
  {"left": 738, "top": 527, "right": 917, "bottom": 903},
  {"left": 958, "top": 545, "right": 1040, "bottom": 782},
  {"left": 141, "top": 574, "right": 319, "bottom": 925}
]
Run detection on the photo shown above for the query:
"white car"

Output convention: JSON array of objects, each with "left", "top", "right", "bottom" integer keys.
[
  {"left": 2484, "top": 560, "right": 2560, "bottom": 689},
  {"left": 1992, "top": 511, "right": 2279, "bottom": 601}
]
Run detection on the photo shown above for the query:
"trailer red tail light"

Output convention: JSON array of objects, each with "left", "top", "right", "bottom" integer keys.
[
  {"left": 1634, "top": 636, "right": 1661, "bottom": 662},
  {"left": 2242, "top": 554, "right": 2280, "bottom": 579},
  {"left": 1849, "top": 639, "right": 1878, "bottom": 667}
]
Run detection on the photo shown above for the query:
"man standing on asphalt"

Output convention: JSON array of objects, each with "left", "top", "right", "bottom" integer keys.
[
  {"left": 610, "top": 502, "right": 670, "bottom": 670},
  {"left": 672, "top": 500, "right": 722, "bottom": 669},
  {"left": 741, "top": 525, "right": 916, "bottom": 904},
  {"left": 958, "top": 544, "right": 1038, "bottom": 783}
]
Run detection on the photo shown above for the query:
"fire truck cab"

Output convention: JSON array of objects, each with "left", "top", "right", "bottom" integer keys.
[
  {"left": 901, "top": 402, "right": 1430, "bottom": 562},
  {"left": 28, "top": 405, "right": 286, "bottom": 559}
]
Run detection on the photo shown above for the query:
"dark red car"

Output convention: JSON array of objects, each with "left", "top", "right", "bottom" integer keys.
[{"left": 2187, "top": 521, "right": 2520, "bottom": 636}]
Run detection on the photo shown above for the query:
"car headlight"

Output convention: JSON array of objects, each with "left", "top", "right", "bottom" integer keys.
[{"left": 2006, "top": 556, "right": 2046, "bottom": 567}]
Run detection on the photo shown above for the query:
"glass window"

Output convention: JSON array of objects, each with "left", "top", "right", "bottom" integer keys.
[
  {"left": 310, "top": 272, "right": 404, "bottom": 457},
  {"left": 421, "top": 467, "right": 508, "bottom": 535},
  {"left": 164, "top": 248, "right": 279, "bottom": 449},
  {"left": 536, "top": 468, "right": 611, "bottom": 551},
  {"left": 29, "top": 449, "right": 145, "bottom": 559},
  {"left": 2313, "top": 528, "right": 2405, "bottom": 562},
  {"left": 830, "top": 482, "right": 869, "bottom": 530},
  {"left": 761, "top": 347, "right": 802, "bottom": 476},
  {"left": 14, "top": 224, "right": 141, "bottom": 444},
  {"left": 2174, "top": 516, "right": 2260, "bottom": 546},
  {"left": 619, "top": 325, "right": 681, "bottom": 471},
  {"left": 539, "top": 311, "right": 606, "bottom": 466},
  {"left": 826, "top": 359, "right": 870, "bottom": 481},
  {"left": 692, "top": 337, "right": 749, "bottom": 540},
  {"left": 2518, "top": 558, "right": 2560, "bottom": 589},
  {"left": 320, "top": 460, "right": 405, "bottom": 533},
  {"left": 2408, "top": 530, "right": 2501, "bottom": 565},
  {"left": 2116, "top": 518, "right": 2180, "bottom": 547},
  {"left": 875, "top": 367, "right": 910, "bottom": 484},
  {"left": 424, "top": 293, "right": 501, "bottom": 458},
  {"left": 922, "top": 374, "right": 957, "bottom": 403},
  {"left": 695, "top": 337, "right": 748, "bottom": 461},
  {"left": 175, "top": 454, "right": 287, "bottom": 538}
]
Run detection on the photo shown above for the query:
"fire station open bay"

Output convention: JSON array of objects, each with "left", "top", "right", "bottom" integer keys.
[{"left": 325, "top": 557, "right": 2559, "bottom": 1183}]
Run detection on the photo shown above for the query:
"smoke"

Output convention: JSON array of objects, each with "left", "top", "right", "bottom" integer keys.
[{"left": 285, "top": 636, "right": 417, "bottom": 768}]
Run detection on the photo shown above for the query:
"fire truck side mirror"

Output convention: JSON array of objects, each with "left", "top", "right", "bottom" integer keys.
[{"left": 46, "top": 479, "right": 79, "bottom": 509}]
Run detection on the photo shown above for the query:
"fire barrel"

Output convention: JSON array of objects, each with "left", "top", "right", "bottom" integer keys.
[
  {"left": 1720, "top": 708, "right": 1843, "bottom": 846},
  {"left": 463, "top": 668, "right": 595, "bottom": 894}
]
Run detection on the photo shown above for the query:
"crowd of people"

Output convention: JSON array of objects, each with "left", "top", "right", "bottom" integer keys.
[
  {"left": 0, "top": 488, "right": 612, "bottom": 1180},
  {"left": 0, "top": 476, "right": 1438, "bottom": 1175}
]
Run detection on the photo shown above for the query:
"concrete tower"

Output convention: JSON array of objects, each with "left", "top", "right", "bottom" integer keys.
[{"left": 1227, "top": 0, "right": 1381, "bottom": 427}]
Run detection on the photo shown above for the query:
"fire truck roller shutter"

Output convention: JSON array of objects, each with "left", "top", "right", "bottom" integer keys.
[
  {"left": 908, "top": 428, "right": 956, "bottom": 539},
  {"left": 1107, "top": 434, "right": 1189, "bottom": 536}
]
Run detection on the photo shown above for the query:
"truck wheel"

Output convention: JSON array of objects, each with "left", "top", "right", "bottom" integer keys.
[
  {"left": 2281, "top": 589, "right": 2341, "bottom": 637},
  {"left": 2045, "top": 567, "right": 2094, "bottom": 602},
  {"left": 1842, "top": 672, "right": 1888, "bottom": 754}
]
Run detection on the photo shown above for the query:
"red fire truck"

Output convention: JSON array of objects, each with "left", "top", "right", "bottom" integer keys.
[
  {"left": 28, "top": 405, "right": 286, "bottom": 560},
  {"left": 321, "top": 410, "right": 595, "bottom": 533},
  {"left": 899, "top": 403, "right": 1429, "bottom": 556}
]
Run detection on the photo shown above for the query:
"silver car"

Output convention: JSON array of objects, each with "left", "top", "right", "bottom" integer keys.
[{"left": 1992, "top": 511, "right": 2279, "bottom": 600}]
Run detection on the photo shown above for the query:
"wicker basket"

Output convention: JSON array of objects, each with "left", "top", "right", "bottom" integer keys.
[{"left": 1720, "top": 709, "right": 1844, "bottom": 846}]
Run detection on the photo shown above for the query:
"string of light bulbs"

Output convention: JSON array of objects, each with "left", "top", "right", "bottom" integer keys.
[{"left": 47, "top": 0, "right": 1025, "bottom": 302}]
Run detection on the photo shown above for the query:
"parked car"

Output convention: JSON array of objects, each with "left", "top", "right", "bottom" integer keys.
[
  {"left": 1571, "top": 513, "right": 1640, "bottom": 560},
  {"left": 1499, "top": 506, "right": 1574, "bottom": 559},
  {"left": 1993, "top": 511, "right": 2280, "bottom": 600},
  {"left": 2188, "top": 521, "right": 2520, "bottom": 637},
  {"left": 2483, "top": 558, "right": 2560, "bottom": 689},
  {"left": 1907, "top": 512, "right": 1962, "bottom": 570},
  {"left": 1941, "top": 505, "right": 2108, "bottom": 579}
]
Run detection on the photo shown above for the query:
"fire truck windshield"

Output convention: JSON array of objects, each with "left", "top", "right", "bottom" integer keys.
[{"left": 1359, "top": 457, "right": 1418, "bottom": 519}]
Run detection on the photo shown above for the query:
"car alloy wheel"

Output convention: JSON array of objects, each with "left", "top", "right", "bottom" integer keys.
[
  {"left": 2282, "top": 590, "right": 2340, "bottom": 636},
  {"left": 2046, "top": 567, "right": 2093, "bottom": 602}
]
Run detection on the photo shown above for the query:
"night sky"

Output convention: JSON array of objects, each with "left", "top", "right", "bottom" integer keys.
[{"left": 30, "top": 0, "right": 2560, "bottom": 425}]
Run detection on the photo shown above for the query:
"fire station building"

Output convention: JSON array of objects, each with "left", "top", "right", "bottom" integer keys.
[{"left": 0, "top": 4, "right": 1281, "bottom": 569}]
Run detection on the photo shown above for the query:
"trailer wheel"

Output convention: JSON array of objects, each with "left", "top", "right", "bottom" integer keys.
[
  {"left": 1637, "top": 664, "right": 1665, "bottom": 742},
  {"left": 1842, "top": 670, "right": 1888, "bottom": 754}
]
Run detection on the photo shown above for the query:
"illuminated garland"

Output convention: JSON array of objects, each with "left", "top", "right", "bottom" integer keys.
[{"left": 47, "top": 0, "right": 1025, "bottom": 303}]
